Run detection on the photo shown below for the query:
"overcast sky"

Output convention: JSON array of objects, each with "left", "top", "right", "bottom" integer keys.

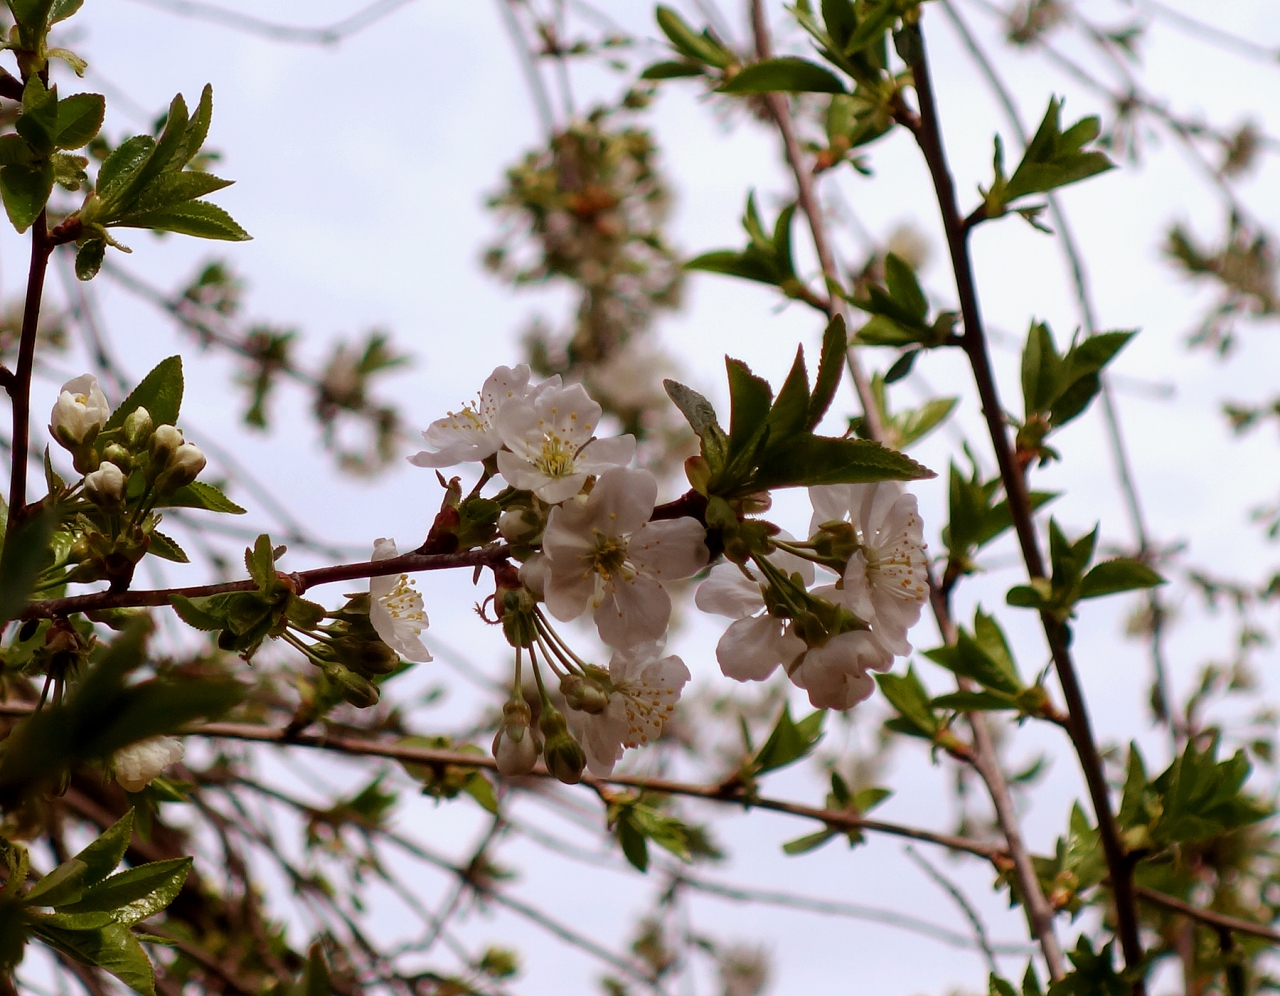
[{"left": 14, "top": 1, "right": 1280, "bottom": 993}]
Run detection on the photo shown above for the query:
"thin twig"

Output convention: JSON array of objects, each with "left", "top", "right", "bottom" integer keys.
[
  {"left": 905, "top": 844, "right": 999, "bottom": 975},
  {"left": 122, "top": 0, "right": 421, "bottom": 45}
]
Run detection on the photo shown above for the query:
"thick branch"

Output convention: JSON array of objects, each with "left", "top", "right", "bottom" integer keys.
[
  {"left": 748, "top": 0, "right": 884, "bottom": 442},
  {"left": 905, "top": 18, "right": 1144, "bottom": 986},
  {"left": 7, "top": 211, "right": 51, "bottom": 526},
  {"left": 20, "top": 544, "right": 513, "bottom": 618}
]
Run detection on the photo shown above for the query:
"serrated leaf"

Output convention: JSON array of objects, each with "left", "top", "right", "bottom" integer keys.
[
  {"left": 876, "top": 666, "right": 938, "bottom": 738},
  {"left": 72, "top": 812, "right": 134, "bottom": 887},
  {"left": 0, "top": 160, "right": 54, "bottom": 233},
  {"left": 663, "top": 380, "right": 721, "bottom": 438},
  {"left": 61, "top": 858, "right": 190, "bottom": 925},
  {"left": 120, "top": 199, "right": 249, "bottom": 241},
  {"left": 33, "top": 921, "right": 156, "bottom": 996},
  {"left": 168, "top": 594, "right": 225, "bottom": 632},
  {"left": 125, "top": 170, "right": 233, "bottom": 217},
  {"left": 156, "top": 481, "right": 245, "bottom": 515},
  {"left": 103, "top": 355, "right": 183, "bottom": 431},
  {"left": 55, "top": 93, "right": 104, "bottom": 150},
  {"left": 1078, "top": 558, "right": 1163, "bottom": 600},
  {"left": 146, "top": 530, "right": 188, "bottom": 564},
  {"left": 806, "top": 315, "right": 847, "bottom": 430},
  {"left": 752, "top": 704, "right": 824, "bottom": 775},
  {"left": 883, "top": 253, "right": 927, "bottom": 323},
  {"left": 751, "top": 434, "right": 933, "bottom": 490},
  {"left": 719, "top": 57, "right": 847, "bottom": 94},
  {"left": 95, "top": 135, "right": 154, "bottom": 206},
  {"left": 75, "top": 237, "right": 105, "bottom": 280},
  {"left": 24, "top": 859, "right": 87, "bottom": 907}
]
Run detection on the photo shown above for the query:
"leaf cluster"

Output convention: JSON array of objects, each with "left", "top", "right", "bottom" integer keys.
[
  {"left": 943, "top": 459, "right": 1056, "bottom": 579},
  {"left": 924, "top": 609, "right": 1056, "bottom": 719}
]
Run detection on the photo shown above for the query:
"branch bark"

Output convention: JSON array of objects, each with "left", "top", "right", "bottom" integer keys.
[
  {"left": 6, "top": 210, "right": 51, "bottom": 531},
  {"left": 903, "top": 16, "right": 1144, "bottom": 988}
]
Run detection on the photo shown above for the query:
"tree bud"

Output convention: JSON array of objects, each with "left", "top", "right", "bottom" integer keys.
[
  {"left": 101, "top": 443, "right": 133, "bottom": 473},
  {"left": 498, "top": 508, "right": 542, "bottom": 545},
  {"left": 492, "top": 700, "right": 540, "bottom": 776},
  {"left": 155, "top": 442, "right": 206, "bottom": 494},
  {"left": 83, "top": 461, "right": 125, "bottom": 504},
  {"left": 149, "top": 424, "right": 185, "bottom": 467},
  {"left": 49, "top": 374, "right": 109, "bottom": 451},
  {"left": 123, "top": 407, "right": 153, "bottom": 448},
  {"left": 810, "top": 520, "right": 858, "bottom": 565},
  {"left": 560, "top": 673, "right": 609, "bottom": 715},
  {"left": 332, "top": 634, "right": 401, "bottom": 676},
  {"left": 539, "top": 707, "right": 585, "bottom": 784},
  {"left": 323, "top": 663, "right": 380, "bottom": 708}
]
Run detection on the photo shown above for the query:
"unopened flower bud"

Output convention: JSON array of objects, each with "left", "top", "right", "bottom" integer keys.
[
  {"left": 114, "top": 736, "right": 183, "bottom": 793},
  {"left": 560, "top": 673, "right": 609, "bottom": 715},
  {"left": 49, "top": 374, "right": 109, "bottom": 451},
  {"left": 498, "top": 508, "right": 542, "bottom": 545},
  {"left": 149, "top": 424, "right": 184, "bottom": 467},
  {"left": 154, "top": 442, "right": 206, "bottom": 494},
  {"left": 83, "top": 461, "right": 125, "bottom": 504},
  {"left": 322, "top": 662, "right": 380, "bottom": 708},
  {"left": 492, "top": 699, "right": 540, "bottom": 776},
  {"left": 539, "top": 706, "right": 585, "bottom": 784},
  {"left": 101, "top": 443, "right": 132, "bottom": 473},
  {"left": 332, "top": 634, "right": 401, "bottom": 676},
  {"left": 810, "top": 520, "right": 858, "bottom": 565},
  {"left": 123, "top": 407, "right": 153, "bottom": 448}
]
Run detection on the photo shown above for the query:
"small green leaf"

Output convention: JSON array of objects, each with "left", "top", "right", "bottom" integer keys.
[
  {"left": 931, "top": 690, "right": 1018, "bottom": 712},
  {"left": 72, "top": 812, "right": 134, "bottom": 887},
  {"left": 752, "top": 704, "right": 824, "bottom": 775},
  {"left": 146, "top": 530, "right": 188, "bottom": 564},
  {"left": 24, "top": 859, "right": 87, "bottom": 907},
  {"left": 883, "top": 253, "right": 927, "bottom": 323},
  {"left": 33, "top": 921, "right": 156, "bottom": 996},
  {"left": 782, "top": 828, "right": 838, "bottom": 855},
  {"left": 641, "top": 60, "right": 705, "bottom": 79},
  {"left": 0, "top": 504, "right": 57, "bottom": 626},
  {"left": 655, "top": 5, "right": 731, "bottom": 67},
  {"left": 462, "top": 771, "right": 499, "bottom": 815},
  {"left": 751, "top": 434, "right": 933, "bottom": 490},
  {"left": 876, "top": 666, "right": 938, "bottom": 738},
  {"left": 0, "top": 161, "right": 54, "bottom": 233},
  {"left": 55, "top": 93, "right": 105, "bottom": 150},
  {"left": 103, "top": 355, "right": 183, "bottom": 431},
  {"left": 806, "top": 315, "right": 847, "bottom": 430},
  {"left": 75, "top": 238, "right": 105, "bottom": 280},
  {"left": 158, "top": 481, "right": 245, "bottom": 515},
  {"left": 616, "top": 812, "right": 649, "bottom": 872},
  {"left": 121, "top": 199, "right": 250, "bottom": 241},
  {"left": 719, "top": 57, "right": 847, "bottom": 94},
  {"left": 1078, "top": 558, "right": 1164, "bottom": 600}
]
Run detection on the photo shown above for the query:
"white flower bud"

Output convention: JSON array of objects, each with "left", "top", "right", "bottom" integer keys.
[
  {"left": 114, "top": 736, "right": 184, "bottom": 793},
  {"left": 123, "top": 407, "right": 153, "bottom": 448},
  {"left": 155, "top": 442, "right": 206, "bottom": 494},
  {"left": 49, "top": 374, "right": 109, "bottom": 450},
  {"left": 83, "top": 461, "right": 125, "bottom": 503},
  {"left": 498, "top": 509, "right": 542, "bottom": 545},
  {"left": 493, "top": 700, "right": 541, "bottom": 777},
  {"left": 150, "top": 424, "right": 184, "bottom": 465}
]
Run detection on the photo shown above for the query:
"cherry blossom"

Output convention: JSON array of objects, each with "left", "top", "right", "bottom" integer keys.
[
  {"left": 542, "top": 467, "right": 707, "bottom": 647},
  {"left": 568, "top": 642, "right": 690, "bottom": 776},
  {"left": 369, "top": 538, "right": 432, "bottom": 662},
  {"left": 114, "top": 736, "right": 184, "bottom": 793},
  {"left": 409, "top": 364, "right": 545, "bottom": 468},
  {"left": 50, "top": 374, "right": 109, "bottom": 449},
  {"left": 809, "top": 481, "right": 928, "bottom": 656},
  {"left": 787, "top": 626, "right": 893, "bottom": 710},
  {"left": 495, "top": 382, "right": 635, "bottom": 503},
  {"left": 83, "top": 462, "right": 125, "bottom": 503},
  {"left": 694, "top": 540, "right": 812, "bottom": 682}
]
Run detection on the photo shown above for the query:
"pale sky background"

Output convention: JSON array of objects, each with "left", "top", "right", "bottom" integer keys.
[{"left": 12, "top": 1, "right": 1280, "bottom": 993}]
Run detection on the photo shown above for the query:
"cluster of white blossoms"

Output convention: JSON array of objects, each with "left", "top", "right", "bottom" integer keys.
[{"left": 407, "top": 364, "right": 930, "bottom": 779}]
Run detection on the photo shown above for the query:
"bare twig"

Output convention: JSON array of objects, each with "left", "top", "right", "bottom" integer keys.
[{"left": 905, "top": 845, "right": 999, "bottom": 975}]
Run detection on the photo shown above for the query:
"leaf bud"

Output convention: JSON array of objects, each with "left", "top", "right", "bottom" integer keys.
[
  {"left": 83, "top": 461, "right": 125, "bottom": 504},
  {"left": 684, "top": 455, "right": 711, "bottom": 495},
  {"left": 123, "top": 406, "right": 153, "bottom": 448},
  {"left": 101, "top": 442, "right": 132, "bottom": 473},
  {"left": 539, "top": 706, "right": 585, "bottom": 784},
  {"left": 560, "top": 672, "right": 609, "bottom": 715},
  {"left": 492, "top": 699, "right": 541, "bottom": 776},
  {"left": 154, "top": 442, "right": 206, "bottom": 494}
]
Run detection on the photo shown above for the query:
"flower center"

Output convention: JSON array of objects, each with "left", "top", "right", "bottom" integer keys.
[
  {"left": 73, "top": 393, "right": 88, "bottom": 406},
  {"left": 588, "top": 533, "right": 629, "bottom": 580},
  {"left": 534, "top": 432, "right": 576, "bottom": 478},
  {"left": 380, "top": 575, "right": 426, "bottom": 629},
  {"left": 617, "top": 680, "right": 678, "bottom": 747}
]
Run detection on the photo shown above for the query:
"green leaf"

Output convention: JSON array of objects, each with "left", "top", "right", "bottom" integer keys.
[
  {"left": 924, "top": 627, "right": 1021, "bottom": 696},
  {"left": 245, "top": 534, "right": 277, "bottom": 588},
  {"left": 462, "top": 771, "right": 499, "bottom": 815},
  {"left": 751, "top": 434, "right": 933, "bottom": 490},
  {"left": 61, "top": 858, "right": 190, "bottom": 925},
  {"left": 654, "top": 5, "right": 731, "bottom": 67},
  {"left": 931, "top": 690, "right": 1018, "bottom": 712},
  {"left": 50, "top": 0, "right": 82, "bottom": 23},
  {"left": 719, "top": 57, "right": 847, "bottom": 94},
  {"left": 684, "top": 249, "right": 779, "bottom": 284},
  {"left": 0, "top": 503, "right": 57, "bottom": 626},
  {"left": 0, "top": 161, "right": 54, "bottom": 233},
  {"left": 663, "top": 380, "right": 721, "bottom": 439},
  {"left": 883, "top": 253, "right": 927, "bottom": 323},
  {"left": 302, "top": 943, "right": 332, "bottom": 996},
  {"left": 782, "top": 828, "right": 838, "bottom": 855},
  {"left": 75, "top": 237, "right": 105, "bottom": 280},
  {"left": 763, "top": 346, "right": 812, "bottom": 444},
  {"left": 124, "top": 170, "right": 233, "bottom": 216},
  {"left": 806, "top": 315, "right": 847, "bottom": 430},
  {"left": 725, "top": 357, "right": 773, "bottom": 459},
  {"left": 72, "top": 812, "right": 134, "bottom": 887},
  {"left": 55, "top": 93, "right": 104, "bottom": 150},
  {"left": 1021, "top": 321, "right": 1061, "bottom": 418},
  {"left": 640, "top": 60, "right": 706, "bottom": 80},
  {"left": 0, "top": 135, "right": 34, "bottom": 167},
  {"left": 1078, "top": 558, "right": 1164, "bottom": 600},
  {"left": 95, "top": 135, "right": 154, "bottom": 206},
  {"left": 876, "top": 666, "right": 938, "bottom": 738},
  {"left": 121, "top": 199, "right": 250, "bottom": 241},
  {"left": 146, "top": 530, "right": 188, "bottom": 564},
  {"left": 104, "top": 355, "right": 183, "bottom": 432},
  {"left": 752, "top": 704, "right": 824, "bottom": 775},
  {"left": 1004, "top": 98, "right": 1114, "bottom": 204},
  {"left": 33, "top": 921, "right": 156, "bottom": 996},
  {"left": 16, "top": 75, "right": 59, "bottom": 156},
  {"left": 168, "top": 594, "right": 225, "bottom": 632},
  {"left": 616, "top": 810, "right": 649, "bottom": 872},
  {"left": 24, "top": 859, "right": 87, "bottom": 907},
  {"left": 157, "top": 480, "right": 246, "bottom": 515},
  {"left": 182, "top": 84, "right": 213, "bottom": 166}
]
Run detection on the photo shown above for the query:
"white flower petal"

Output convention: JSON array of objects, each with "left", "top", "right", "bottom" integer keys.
[
  {"left": 695, "top": 563, "right": 764, "bottom": 619},
  {"left": 586, "top": 468, "right": 656, "bottom": 535},
  {"left": 628, "top": 517, "right": 708, "bottom": 582},
  {"left": 595, "top": 576, "right": 671, "bottom": 648},
  {"left": 717, "top": 615, "right": 803, "bottom": 681}
]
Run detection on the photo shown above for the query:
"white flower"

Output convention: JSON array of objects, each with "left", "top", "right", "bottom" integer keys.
[
  {"left": 569, "top": 643, "right": 690, "bottom": 776},
  {"left": 496, "top": 382, "right": 635, "bottom": 503},
  {"left": 369, "top": 538, "right": 432, "bottom": 662},
  {"left": 809, "top": 481, "right": 928, "bottom": 656},
  {"left": 695, "top": 538, "right": 812, "bottom": 682},
  {"left": 409, "top": 364, "right": 545, "bottom": 468},
  {"left": 50, "top": 374, "right": 109, "bottom": 449},
  {"left": 155, "top": 441, "right": 206, "bottom": 492},
  {"left": 542, "top": 467, "right": 707, "bottom": 647},
  {"left": 83, "top": 462, "right": 125, "bottom": 503},
  {"left": 787, "top": 626, "right": 893, "bottom": 711},
  {"left": 114, "top": 736, "right": 184, "bottom": 793}
]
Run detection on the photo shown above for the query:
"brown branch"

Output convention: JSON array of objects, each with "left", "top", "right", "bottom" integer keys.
[
  {"left": 1133, "top": 886, "right": 1280, "bottom": 947},
  {"left": 905, "top": 17, "right": 1144, "bottom": 988},
  {"left": 7, "top": 210, "right": 52, "bottom": 528},
  {"left": 748, "top": 0, "right": 884, "bottom": 442},
  {"left": 20, "top": 544, "right": 513, "bottom": 619},
  {"left": 140, "top": 924, "right": 261, "bottom": 996}
]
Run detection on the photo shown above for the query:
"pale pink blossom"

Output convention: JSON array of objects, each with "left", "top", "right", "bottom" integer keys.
[
  {"left": 410, "top": 364, "right": 547, "bottom": 468},
  {"left": 369, "top": 539, "right": 432, "bottom": 662}
]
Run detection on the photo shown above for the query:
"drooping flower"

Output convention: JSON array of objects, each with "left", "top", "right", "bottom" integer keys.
[
  {"left": 567, "top": 642, "right": 690, "bottom": 777},
  {"left": 787, "top": 624, "right": 893, "bottom": 711},
  {"left": 809, "top": 481, "right": 928, "bottom": 656},
  {"left": 369, "top": 538, "right": 432, "bottom": 662},
  {"left": 114, "top": 736, "right": 184, "bottom": 793},
  {"left": 542, "top": 467, "right": 707, "bottom": 647},
  {"left": 410, "top": 364, "right": 546, "bottom": 469},
  {"left": 694, "top": 539, "right": 812, "bottom": 682},
  {"left": 496, "top": 382, "right": 635, "bottom": 503},
  {"left": 50, "top": 374, "right": 109, "bottom": 449}
]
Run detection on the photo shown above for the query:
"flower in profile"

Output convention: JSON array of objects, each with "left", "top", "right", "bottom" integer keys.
[
  {"left": 542, "top": 467, "right": 707, "bottom": 647},
  {"left": 694, "top": 540, "right": 811, "bottom": 681},
  {"left": 369, "top": 538, "right": 432, "bottom": 662},
  {"left": 567, "top": 642, "right": 690, "bottom": 776},
  {"left": 50, "top": 374, "right": 109, "bottom": 450},
  {"left": 410, "top": 364, "right": 544, "bottom": 468},
  {"left": 787, "top": 626, "right": 893, "bottom": 710},
  {"left": 809, "top": 481, "right": 928, "bottom": 656},
  {"left": 496, "top": 382, "right": 635, "bottom": 503},
  {"left": 114, "top": 736, "right": 184, "bottom": 793}
]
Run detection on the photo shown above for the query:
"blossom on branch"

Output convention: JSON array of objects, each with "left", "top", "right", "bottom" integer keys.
[
  {"left": 496, "top": 382, "right": 635, "bottom": 503},
  {"left": 50, "top": 373, "right": 109, "bottom": 449},
  {"left": 369, "top": 538, "right": 432, "bottom": 662},
  {"left": 114, "top": 736, "right": 184, "bottom": 793},
  {"left": 409, "top": 364, "right": 544, "bottom": 468},
  {"left": 568, "top": 642, "right": 690, "bottom": 776},
  {"left": 787, "top": 625, "right": 892, "bottom": 710},
  {"left": 542, "top": 467, "right": 707, "bottom": 647}
]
